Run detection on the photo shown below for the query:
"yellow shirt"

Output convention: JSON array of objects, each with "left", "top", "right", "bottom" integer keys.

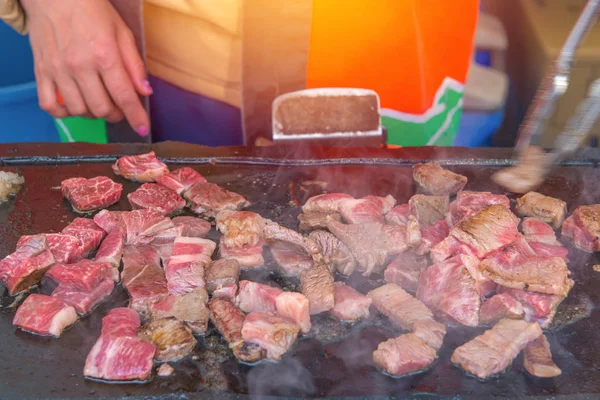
[{"left": 144, "top": 0, "right": 242, "bottom": 108}]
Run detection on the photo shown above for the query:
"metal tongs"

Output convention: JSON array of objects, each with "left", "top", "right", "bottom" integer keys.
[{"left": 494, "top": 0, "right": 600, "bottom": 192}]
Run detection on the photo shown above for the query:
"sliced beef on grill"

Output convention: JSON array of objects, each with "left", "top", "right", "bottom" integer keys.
[
  {"left": 373, "top": 333, "right": 438, "bottom": 377},
  {"left": 121, "top": 245, "right": 168, "bottom": 318},
  {"left": 19, "top": 233, "right": 85, "bottom": 264},
  {"left": 84, "top": 308, "right": 156, "bottom": 382},
  {"left": 62, "top": 218, "right": 106, "bottom": 256},
  {"left": 236, "top": 280, "right": 282, "bottom": 313},
  {"left": 268, "top": 241, "right": 312, "bottom": 277},
  {"left": 413, "top": 162, "right": 467, "bottom": 196},
  {"left": 150, "top": 289, "right": 209, "bottom": 334},
  {"left": 338, "top": 195, "right": 396, "bottom": 224},
  {"left": 515, "top": 192, "right": 567, "bottom": 229},
  {"left": 127, "top": 183, "right": 186, "bottom": 215},
  {"left": 61, "top": 176, "right": 122, "bottom": 213},
  {"left": 302, "top": 193, "right": 354, "bottom": 214},
  {"left": 384, "top": 252, "right": 428, "bottom": 292},
  {"left": 241, "top": 312, "right": 300, "bottom": 361},
  {"left": 119, "top": 209, "right": 174, "bottom": 245},
  {"left": 184, "top": 182, "right": 249, "bottom": 218},
  {"left": 219, "top": 237, "right": 265, "bottom": 268},
  {"left": 406, "top": 215, "right": 422, "bottom": 248},
  {"left": 385, "top": 204, "right": 410, "bottom": 226},
  {"left": 408, "top": 194, "right": 449, "bottom": 226},
  {"left": 216, "top": 210, "right": 266, "bottom": 247},
  {"left": 206, "top": 258, "right": 240, "bottom": 295},
  {"left": 523, "top": 335, "right": 561, "bottom": 378},
  {"left": 416, "top": 219, "right": 450, "bottom": 256},
  {"left": 298, "top": 212, "right": 342, "bottom": 232},
  {"left": 172, "top": 216, "right": 211, "bottom": 238},
  {"left": 112, "top": 151, "right": 169, "bottom": 182},
  {"left": 165, "top": 237, "right": 215, "bottom": 294},
  {"left": 208, "top": 298, "right": 266, "bottom": 363},
  {"left": 308, "top": 230, "right": 357, "bottom": 276},
  {"left": 417, "top": 255, "right": 481, "bottom": 327},
  {"left": 368, "top": 283, "right": 434, "bottom": 330},
  {"left": 13, "top": 294, "right": 78, "bottom": 337},
  {"left": 300, "top": 263, "right": 335, "bottom": 314},
  {"left": 44, "top": 259, "right": 113, "bottom": 292},
  {"left": 497, "top": 287, "right": 570, "bottom": 328},
  {"left": 447, "top": 191, "right": 510, "bottom": 226},
  {"left": 52, "top": 278, "right": 114, "bottom": 315},
  {"left": 94, "top": 231, "right": 124, "bottom": 280},
  {"left": 155, "top": 167, "right": 206, "bottom": 194},
  {"left": 0, "top": 234, "right": 55, "bottom": 295},
  {"left": 326, "top": 219, "right": 408, "bottom": 276},
  {"left": 479, "top": 293, "right": 525, "bottom": 326},
  {"left": 138, "top": 317, "right": 196, "bottom": 362},
  {"left": 275, "top": 291, "right": 311, "bottom": 334},
  {"left": 412, "top": 318, "right": 447, "bottom": 351},
  {"left": 330, "top": 281, "right": 372, "bottom": 321},
  {"left": 561, "top": 204, "right": 600, "bottom": 252},
  {"left": 521, "top": 218, "right": 568, "bottom": 260},
  {"left": 451, "top": 318, "right": 542, "bottom": 379}
]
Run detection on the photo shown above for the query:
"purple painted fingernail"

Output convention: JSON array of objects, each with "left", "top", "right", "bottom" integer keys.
[
  {"left": 142, "top": 80, "right": 153, "bottom": 94},
  {"left": 137, "top": 125, "right": 148, "bottom": 136}
]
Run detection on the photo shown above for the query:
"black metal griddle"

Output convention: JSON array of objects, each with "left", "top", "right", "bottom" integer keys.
[{"left": 2, "top": 142, "right": 600, "bottom": 400}]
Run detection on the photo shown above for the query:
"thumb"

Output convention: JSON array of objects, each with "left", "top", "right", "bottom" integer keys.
[{"left": 118, "top": 30, "right": 153, "bottom": 96}]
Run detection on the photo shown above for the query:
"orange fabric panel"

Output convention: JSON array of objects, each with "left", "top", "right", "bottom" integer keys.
[{"left": 306, "top": 0, "right": 479, "bottom": 114}]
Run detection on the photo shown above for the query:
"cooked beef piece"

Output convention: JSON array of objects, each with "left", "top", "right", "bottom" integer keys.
[
  {"left": 52, "top": 277, "right": 114, "bottom": 315},
  {"left": 524, "top": 335, "right": 561, "bottom": 378},
  {"left": 516, "top": 192, "right": 567, "bottom": 229},
  {"left": 451, "top": 318, "right": 542, "bottom": 379},
  {"left": 13, "top": 294, "right": 78, "bottom": 337},
  {"left": 18, "top": 233, "right": 85, "bottom": 264},
  {"left": 275, "top": 292, "right": 311, "bottom": 334},
  {"left": 241, "top": 312, "right": 300, "bottom": 361},
  {"left": 479, "top": 293, "right": 524, "bottom": 326},
  {"left": 326, "top": 219, "right": 408, "bottom": 276},
  {"left": 0, "top": 170, "right": 24, "bottom": 202},
  {"left": 184, "top": 182, "right": 249, "bottom": 218},
  {"left": 406, "top": 215, "right": 422, "bottom": 248},
  {"left": 338, "top": 195, "right": 396, "bottom": 224},
  {"left": 417, "top": 255, "right": 481, "bottom": 327},
  {"left": 155, "top": 167, "right": 206, "bottom": 194},
  {"left": 384, "top": 252, "right": 428, "bottom": 292},
  {"left": 447, "top": 191, "right": 511, "bottom": 226},
  {"left": 330, "top": 281, "right": 372, "bottom": 321},
  {"left": 430, "top": 235, "right": 478, "bottom": 264},
  {"left": 412, "top": 318, "right": 447, "bottom": 351},
  {"left": 121, "top": 245, "right": 168, "bottom": 318},
  {"left": 157, "top": 243, "right": 174, "bottom": 267},
  {"left": 373, "top": 334, "right": 437, "bottom": 377},
  {"left": 561, "top": 205, "right": 600, "bottom": 252},
  {"left": 492, "top": 146, "right": 548, "bottom": 194},
  {"left": 213, "top": 284, "right": 238, "bottom": 300},
  {"left": 219, "top": 237, "right": 265, "bottom": 268},
  {"left": 158, "top": 364, "right": 175, "bottom": 377},
  {"left": 165, "top": 237, "right": 215, "bottom": 294},
  {"left": 206, "top": 259, "right": 240, "bottom": 295},
  {"left": 308, "top": 230, "right": 357, "bottom": 276},
  {"left": 61, "top": 176, "right": 122, "bottom": 213},
  {"left": 128, "top": 183, "right": 186, "bottom": 215},
  {"left": 413, "top": 162, "right": 467, "bottom": 196},
  {"left": 138, "top": 317, "right": 196, "bottom": 362},
  {"left": 521, "top": 217, "right": 557, "bottom": 241},
  {"left": 268, "top": 241, "right": 313, "bottom": 277},
  {"left": 298, "top": 212, "right": 342, "bottom": 232},
  {"left": 112, "top": 151, "right": 169, "bottom": 182},
  {"left": 529, "top": 241, "right": 569, "bottom": 260},
  {"left": 416, "top": 220, "right": 449, "bottom": 256},
  {"left": 236, "top": 280, "right": 282, "bottom": 313},
  {"left": 482, "top": 235, "right": 535, "bottom": 269},
  {"left": 151, "top": 289, "right": 209, "bottom": 334},
  {"left": 119, "top": 209, "right": 174, "bottom": 246},
  {"left": 385, "top": 203, "right": 410, "bottom": 226},
  {"left": 498, "top": 287, "right": 570, "bottom": 328},
  {"left": 302, "top": 193, "right": 354, "bottom": 214},
  {"left": 408, "top": 195, "right": 449, "bottom": 226},
  {"left": 62, "top": 218, "right": 106, "bottom": 256},
  {"left": 84, "top": 308, "right": 156, "bottom": 382},
  {"left": 172, "top": 216, "right": 211, "bottom": 238},
  {"left": 208, "top": 298, "right": 266, "bottom": 363},
  {"left": 482, "top": 256, "right": 573, "bottom": 297},
  {"left": 263, "top": 222, "right": 322, "bottom": 257},
  {"left": 368, "top": 283, "right": 433, "bottom": 330},
  {"left": 45, "top": 259, "right": 113, "bottom": 291},
  {"left": 94, "top": 231, "right": 124, "bottom": 280},
  {"left": 300, "top": 263, "right": 335, "bottom": 314},
  {"left": 0, "top": 234, "right": 55, "bottom": 296},
  {"left": 216, "top": 210, "right": 266, "bottom": 247}
]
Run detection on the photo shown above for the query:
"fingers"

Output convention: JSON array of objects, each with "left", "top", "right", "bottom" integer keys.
[
  {"left": 76, "top": 72, "right": 124, "bottom": 123},
  {"left": 118, "top": 30, "right": 152, "bottom": 96},
  {"left": 35, "top": 70, "right": 69, "bottom": 119}
]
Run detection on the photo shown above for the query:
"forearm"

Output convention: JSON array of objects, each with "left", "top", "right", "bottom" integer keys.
[{"left": 0, "top": 0, "right": 27, "bottom": 34}]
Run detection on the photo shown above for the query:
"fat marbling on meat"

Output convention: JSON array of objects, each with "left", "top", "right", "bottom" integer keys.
[
  {"left": 94, "top": 230, "right": 124, "bottom": 279},
  {"left": 184, "top": 182, "right": 249, "bottom": 218},
  {"left": 515, "top": 192, "right": 567, "bottom": 229},
  {"left": 13, "top": 294, "right": 78, "bottom": 337},
  {"left": 165, "top": 237, "right": 215, "bottom": 294},
  {"left": 112, "top": 151, "right": 169, "bottom": 182},
  {"left": 155, "top": 167, "right": 206, "bottom": 194},
  {"left": 127, "top": 183, "right": 186, "bottom": 215},
  {"left": 219, "top": 237, "right": 265, "bottom": 268},
  {"left": 62, "top": 218, "right": 106, "bottom": 256},
  {"left": 412, "top": 162, "right": 467, "bottom": 195},
  {"left": 61, "top": 176, "right": 122, "bottom": 213},
  {"left": 18, "top": 233, "right": 85, "bottom": 265},
  {"left": 241, "top": 312, "right": 300, "bottom": 361}
]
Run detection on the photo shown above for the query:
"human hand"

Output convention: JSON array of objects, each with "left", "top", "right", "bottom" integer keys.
[{"left": 22, "top": 0, "right": 151, "bottom": 136}]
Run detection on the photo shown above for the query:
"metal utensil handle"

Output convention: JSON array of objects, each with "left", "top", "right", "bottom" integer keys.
[{"left": 515, "top": 0, "right": 600, "bottom": 154}]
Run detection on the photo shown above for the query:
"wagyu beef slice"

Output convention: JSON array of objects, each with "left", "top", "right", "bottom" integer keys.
[
  {"left": 52, "top": 278, "right": 115, "bottom": 315},
  {"left": 13, "top": 294, "right": 78, "bottom": 337},
  {"left": 236, "top": 280, "right": 282, "bottom": 314},
  {"left": 62, "top": 218, "right": 106, "bottom": 256},
  {"left": 155, "top": 167, "right": 206, "bottom": 194},
  {"left": 61, "top": 176, "right": 122, "bottom": 212},
  {"left": 268, "top": 241, "right": 312, "bottom": 277},
  {"left": 94, "top": 230, "right": 124, "bottom": 279},
  {"left": 206, "top": 258, "right": 240, "bottom": 295},
  {"left": 128, "top": 183, "right": 186, "bottom": 215},
  {"left": 101, "top": 307, "right": 140, "bottom": 338},
  {"left": 119, "top": 209, "right": 174, "bottom": 245},
  {"left": 416, "top": 219, "right": 449, "bottom": 256},
  {"left": 479, "top": 293, "right": 524, "bottom": 326},
  {"left": 242, "top": 312, "right": 300, "bottom": 361},
  {"left": 447, "top": 191, "right": 510, "bottom": 226},
  {"left": 330, "top": 281, "right": 372, "bottom": 322},
  {"left": 184, "top": 182, "right": 249, "bottom": 218},
  {"left": 561, "top": 205, "right": 600, "bottom": 252},
  {"left": 524, "top": 335, "right": 561, "bottom": 378},
  {"left": 172, "top": 216, "right": 211, "bottom": 238},
  {"left": 112, "top": 151, "right": 169, "bottom": 182},
  {"left": 515, "top": 192, "right": 567, "bottom": 229},
  {"left": 166, "top": 237, "right": 215, "bottom": 294},
  {"left": 413, "top": 162, "right": 467, "bottom": 195},
  {"left": 219, "top": 237, "right": 265, "bottom": 268},
  {"left": 373, "top": 333, "right": 437, "bottom": 377}
]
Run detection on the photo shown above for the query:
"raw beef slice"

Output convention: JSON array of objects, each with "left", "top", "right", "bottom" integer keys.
[
  {"left": 155, "top": 167, "right": 207, "bottom": 194},
  {"left": 112, "top": 151, "right": 169, "bottom": 182},
  {"left": 13, "top": 294, "right": 78, "bottom": 337},
  {"left": 128, "top": 183, "right": 186, "bottom": 215},
  {"left": 184, "top": 182, "right": 249, "bottom": 217},
  {"left": 61, "top": 176, "right": 122, "bottom": 212}
]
